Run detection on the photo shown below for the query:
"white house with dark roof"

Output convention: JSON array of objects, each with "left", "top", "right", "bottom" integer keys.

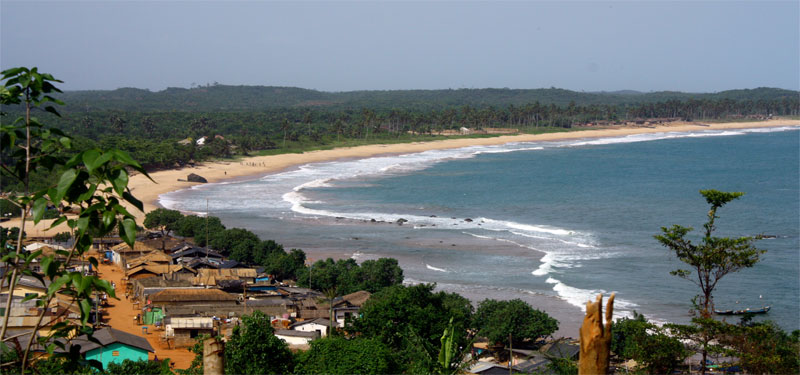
[
  {"left": 290, "top": 318, "right": 330, "bottom": 337},
  {"left": 274, "top": 329, "right": 318, "bottom": 346}
]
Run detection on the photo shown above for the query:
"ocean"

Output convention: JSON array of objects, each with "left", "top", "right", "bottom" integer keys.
[{"left": 161, "top": 127, "right": 799, "bottom": 332}]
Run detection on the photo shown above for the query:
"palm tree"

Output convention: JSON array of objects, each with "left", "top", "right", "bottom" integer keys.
[
  {"left": 319, "top": 287, "right": 339, "bottom": 337},
  {"left": 280, "top": 118, "right": 290, "bottom": 148},
  {"left": 333, "top": 119, "right": 344, "bottom": 143}
]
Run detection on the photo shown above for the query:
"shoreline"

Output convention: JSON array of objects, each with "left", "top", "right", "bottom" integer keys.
[
  {"left": 3, "top": 119, "right": 797, "bottom": 237},
  {"left": 5, "top": 119, "right": 797, "bottom": 339},
  {"left": 136, "top": 119, "right": 800, "bottom": 215}
]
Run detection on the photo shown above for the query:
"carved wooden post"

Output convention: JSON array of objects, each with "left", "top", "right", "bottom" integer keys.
[
  {"left": 579, "top": 293, "right": 615, "bottom": 375},
  {"left": 203, "top": 336, "right": 225, "bottom": 375}
]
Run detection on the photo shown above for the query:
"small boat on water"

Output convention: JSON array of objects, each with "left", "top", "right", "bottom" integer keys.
[{"left": 714, "top": 305, "right": 771, "bottom": 315}]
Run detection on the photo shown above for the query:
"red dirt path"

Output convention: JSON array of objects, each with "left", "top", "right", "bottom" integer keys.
[{"left": 97, "top": 263, "right": 195, "bottom": 369}]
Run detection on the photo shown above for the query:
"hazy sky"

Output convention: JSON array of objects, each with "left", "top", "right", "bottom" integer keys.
[{"left": 2, "top": 1, "right": 798, "bottom": 92}]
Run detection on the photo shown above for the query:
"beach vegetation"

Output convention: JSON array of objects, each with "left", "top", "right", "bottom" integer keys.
[
  {"left": 174, "top": 214, "right": 225, "bottom": 242},
  {"left": 719, "top": 319, "right": 800, "bottom": 375},
  {"left": 224, "top": 310, "right": 295, "bottom": 375},
  {"left": 295, "top": 336, "right": 398, "bottom": 374},
  {"left": 611, "top": 312, "right": 688, "bottom": 374},
  {"left": 143, "top": 208, "right": 183, "bottom": 249},
  {"left": 348, "top": 284, "right": 473, "bottom": 371},
  {"left": 472, "top": 298, "right": 559, "bottom": 348},
  {"left": 655, "top": 189, "right": 765, "bottom": 374},
  {"left": 297, "top": 257, "right": 403, "bottom": 295},
  {"left": 1, "top": 67, "right": 149, "bottom": 372},
  {"left": 2, "top": 85, "right": 796, "bottom": 192}
]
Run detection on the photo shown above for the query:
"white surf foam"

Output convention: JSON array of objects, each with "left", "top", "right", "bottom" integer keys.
[
  {"left": 426, "top": 264, "right": 448, "bottom": 273},
  {"left": 545, "top": 277, "right": 636, "bottom": 319}
]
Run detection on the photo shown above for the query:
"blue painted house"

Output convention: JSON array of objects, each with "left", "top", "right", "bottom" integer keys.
[{"left": 67, "top": 327, "right": 154, "bottom": 369}]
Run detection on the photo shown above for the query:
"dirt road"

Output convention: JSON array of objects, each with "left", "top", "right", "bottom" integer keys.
[{"left": 97, "top": 263, "right": 196, "bottom": 369}]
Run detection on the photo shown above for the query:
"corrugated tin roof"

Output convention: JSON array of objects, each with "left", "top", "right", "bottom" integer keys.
[
  {"left": 274, "top": 329, "right": 317, "bottom": 338},
  {"left": 149, "top": 288, "right": 238, "bottom": 303},
  {"left": 67, "top": 327, "right": 154, "bottom": 353}
]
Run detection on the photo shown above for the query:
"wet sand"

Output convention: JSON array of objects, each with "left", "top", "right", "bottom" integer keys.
[
  {"left": 4, "top": 119, "right": 797, "bottom": 340},
  {"left": 4, "top": 119, "right": 796, "bottom": 237}
]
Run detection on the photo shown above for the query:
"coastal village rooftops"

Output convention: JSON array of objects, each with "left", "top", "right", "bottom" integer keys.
[
  {"left": 197, "top": 268, "right": 257, "bottom": 279},
  {"left": 469, "top": 362, "right": 510, "bottom": 375},
  {"left": 127, "top": 251, "right": 174, "bottom": 267},
  {"left": 219, "top": 259, "right": 243, "bottom": 269},
  {"left": 126, "top": 264, "right": 195, "bottom": 278},
  {"left": 111, "top": 241, "right": 158, "bottom": 254},
  {"left": 274, "top": 329, "right": 318, "bottom": 338},
  {"left": 334, "top": 290, "right": 371, "bottom": 307},
  {"left": 171, "top": 247, "right": 223, "bottom": 259},
  {"left": 149, "top": 288, "right": 238, "bottom": 303},
  {"left": 65, "top": 327, "right": 154, "bottom": 354},
  {"left": 25, "top": 242, "right": 67, "bottom": 251},
  {"left": 290, "top": 318, "right": 331, "bottom": 329}
]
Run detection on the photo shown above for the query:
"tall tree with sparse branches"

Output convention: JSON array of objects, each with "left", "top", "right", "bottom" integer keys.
[{"left": 655, "top": 189, "right": 764, "bottom": 374}]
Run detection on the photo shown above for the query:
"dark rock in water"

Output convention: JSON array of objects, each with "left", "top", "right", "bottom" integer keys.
[
  {"left": 451, "top": 217, "right": 457, "bottom": 219},
  {"left": 760, "top": 234, "right": 777, "bottom": 239},
  {"left": 336, "top": 217, "right": 344, "bottom": 220},
  {"left": 430, "top": 215, "right": 437, "bottom": 217},
  {"left": 396, "top": 218, "right": 408, "bottom": 225},
  {"left": 187, "top": 173, "right": 208, "bottom": 183},
  {"left": 464, "top": 218, "right": 473, "bottom": 222},
  {"left": 371, "top": 218, "right": 377, "bottom": 222}
]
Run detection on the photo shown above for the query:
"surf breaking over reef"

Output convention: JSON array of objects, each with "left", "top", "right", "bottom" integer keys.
[{"left": 160, "top": 126, "right": 797, "bottom": 320}]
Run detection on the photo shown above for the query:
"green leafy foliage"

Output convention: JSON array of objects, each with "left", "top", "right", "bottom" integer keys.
[
  {"left": 296, "top": 257, "right": 404, "bottom": 294},
  {"left": 174, "top": 215, "right": 225, "bottom": 241},
  {"left": 53, "top": 231, "right": 72, "bottom": 243},
  {"left": 1, "top": 67, "right": 150, "bottom": 372},
  {"left": 611, "top": 312, "right": 688, "bottom": 374},
  {"left": 296, "top": 337, "right": 397, "bottom": 374},
  {"left": 174, "top": 334, "right": 209, "bottom": 375},
  {"left": 655, "top": 189, "right": 765, "bottom": 374},
  {"left": 143, "top": 208, "right": 183, "bottom": 249},
  {"left": 655, "top": 189, "right": 764, "bottom": 316},
  {"left": 349, "top": 283, "right": 473, "bottom": 368},
  {"left": 472, "top": 298, "right": 558, "bottom": 347},
  {"left": 105, "top": 358, "right": 173, "bottom": 375},
  {"left": 719, "top": 320, "right": 800, "bottom": 375},
  {"left": 224, "top": 311, "right": 295, "bottom": 375}
]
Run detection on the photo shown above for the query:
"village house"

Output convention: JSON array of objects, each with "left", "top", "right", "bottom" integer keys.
[
  {"left": 64, "top": 327, "right": 154, "bottom": 369},
  {"left": 274, "top": 329, "right": 318, "bottom": 347},
  {"left": 125, "top": 264, "right": 192, "bottom": 281},
  {"left": 163, "top": 316, "right": 215, "bottom": 348},
  {"left": 331, "top": 290, "right": 371, "bottom": 326},
  {"left": 290, "top": 318, "right": 331, "bottom": 338},
  {"left": 148, "top": 288, "right": 239, "bottom": 311},
  {"left": 171, "top": 247, "right": 224, "bottom": 266},
  {"left": 109, "top": 241, "right": 159, "bottom": 267},
  {"left": 126, "top": 251, "right": 174, "bottom": 269}
]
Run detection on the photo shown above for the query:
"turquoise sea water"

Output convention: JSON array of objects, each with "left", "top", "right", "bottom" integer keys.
[{"left": 161, "top": 127, "right": 799, "bottom": 330}]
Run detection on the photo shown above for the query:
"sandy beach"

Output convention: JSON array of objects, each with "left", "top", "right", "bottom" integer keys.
[
  {"left": 3, "top": 119, "right": 797, "bottom": 340},
  {"left": 4, "top": 119, "right": 796, "bottom": 237}
]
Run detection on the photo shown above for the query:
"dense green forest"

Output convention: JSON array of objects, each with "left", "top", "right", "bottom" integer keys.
[
  {"left": 1, "top": 85, "right": 798, "bottom": 195},
  {"left": 37, "top": 85, "right": 800, "bottom": 112}
]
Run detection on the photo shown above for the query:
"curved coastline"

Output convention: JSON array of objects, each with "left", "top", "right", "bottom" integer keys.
[
  {"left": 146, "top": 119, "right": 800, "bottom": 216},
  {"left": 4, "top": 119, "right": 798, "bottom": 237},
  {"left": 5, "top": 119, "right": 797, "bottom": 338}
]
